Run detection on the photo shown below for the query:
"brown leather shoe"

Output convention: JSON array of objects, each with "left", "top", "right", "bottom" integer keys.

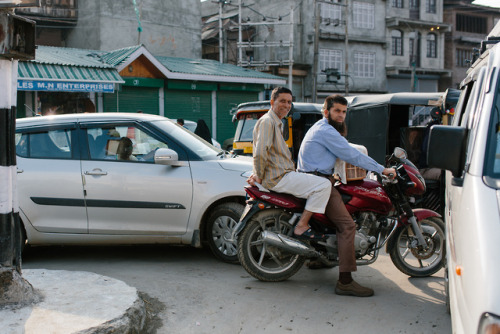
[{"left": 335, "top": 280, "right": 374, "bottom": 297}]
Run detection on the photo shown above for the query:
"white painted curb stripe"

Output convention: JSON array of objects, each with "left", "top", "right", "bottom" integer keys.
[{"left": 0, "top": 166, "right": 17, "bottom": 214}]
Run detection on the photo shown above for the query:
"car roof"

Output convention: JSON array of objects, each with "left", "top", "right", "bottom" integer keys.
[
  {"left": 16, "top": 112, "right": 172, "bottom": 127},
  {"left": 347, "top": 92, "right": 443, "bottom": 110}
]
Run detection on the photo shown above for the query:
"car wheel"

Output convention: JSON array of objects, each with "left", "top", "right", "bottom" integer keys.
[{"left": 206, "top": 202, "right": 244, "bottom": 263}]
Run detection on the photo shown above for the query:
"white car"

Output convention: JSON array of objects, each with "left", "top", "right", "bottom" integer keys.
[
  {"left": 15, "top": 113, "right": 252, "bottom": 262},
  {"left": 428, "top": 24, "right": 500, "bottom": 334}
]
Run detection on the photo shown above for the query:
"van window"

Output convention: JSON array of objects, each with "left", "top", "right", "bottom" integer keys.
[
  {"left": 452, "top": 84, "right": 473, "bottom": 126},
  {"left": 483, "top": 84, "right": 500, "bottom": 180}
]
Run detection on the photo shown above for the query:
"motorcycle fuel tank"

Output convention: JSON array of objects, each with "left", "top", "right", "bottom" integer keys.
[{"left": 338, "top": 179, "right": 392, "bottom": 214}]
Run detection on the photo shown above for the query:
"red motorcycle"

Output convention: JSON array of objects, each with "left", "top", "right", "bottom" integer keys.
[{"left": 234, "top": 148, "right": 445, "bottom": 282}]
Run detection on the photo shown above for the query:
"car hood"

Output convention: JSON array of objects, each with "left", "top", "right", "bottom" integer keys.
[{"left": 218, "top": 155, "right": 253, "bottom": 172}]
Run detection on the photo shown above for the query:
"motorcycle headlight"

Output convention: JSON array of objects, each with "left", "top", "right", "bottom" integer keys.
[{"left": 478, "top": 313, "right": 500, "bottom": 334}]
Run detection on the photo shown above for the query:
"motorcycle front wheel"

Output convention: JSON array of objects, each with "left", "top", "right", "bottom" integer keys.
[
  {"left": 237, "top": 209, "right": 306, "bottom": 282},
  {"left": 388, "top": 217, "right": 445, "bottom": 277}
]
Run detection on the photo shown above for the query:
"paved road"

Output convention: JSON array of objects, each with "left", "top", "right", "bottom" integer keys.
[{"left": 23, "top": 245, "right": 451, "bottom": 334}]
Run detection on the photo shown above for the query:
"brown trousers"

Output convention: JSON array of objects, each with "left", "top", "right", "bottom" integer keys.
[{"left": 324, "top": 180, "right": 357, "bottom": 273}]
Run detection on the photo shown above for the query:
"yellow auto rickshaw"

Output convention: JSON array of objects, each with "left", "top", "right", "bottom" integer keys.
[{"left": 232, "top": 101, "right": 323, "bottom": 159}]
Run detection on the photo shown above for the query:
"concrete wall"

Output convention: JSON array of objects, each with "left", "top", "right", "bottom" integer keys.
[{"left": 67, "top": 0, "right": 201, "bottom": 58}]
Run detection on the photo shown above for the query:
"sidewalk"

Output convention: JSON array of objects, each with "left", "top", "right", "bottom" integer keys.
[{"left": 1, "top": 269, "right": 146, "bottom": 334}]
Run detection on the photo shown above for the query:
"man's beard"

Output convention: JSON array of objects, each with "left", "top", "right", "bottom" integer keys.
[{"left": 327, "top": 114, "right": 347, "bottom": 137}]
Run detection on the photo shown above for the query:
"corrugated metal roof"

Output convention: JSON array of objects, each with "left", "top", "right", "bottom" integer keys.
[
  {"left": 32, "top": 45, "right": 113, "bottom": 68},
  {"left": 19, "top": 45, "right": 123, "bottom": 83},
  {"left": 18, "top": 45, "right": 285, "bottom": 85},
  {"left": 99, "top": 45, "right": 143, "bottom": 67},
  {"left": 18, "top": 62, "right": 123, "bottom": 83},
  {"left": 156, "top": 56, "right": 283, "bottom": 80}
]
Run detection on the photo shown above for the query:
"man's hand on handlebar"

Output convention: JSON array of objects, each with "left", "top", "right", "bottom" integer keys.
[
  {"left": 382, "top": 168, "right": 397, "bottom": 180},
  {"left": 247, "top": 174, "right": 262, "bottom": 186}
]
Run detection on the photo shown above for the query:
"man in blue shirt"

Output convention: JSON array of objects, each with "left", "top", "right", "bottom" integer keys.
[{"left": 297, "top": 94, "right": 395, "bottom": 297}]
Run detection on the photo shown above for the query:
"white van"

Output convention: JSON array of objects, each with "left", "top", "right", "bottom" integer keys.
[{"left": 427, "top": 24, "right": 500, "bottom": 334}]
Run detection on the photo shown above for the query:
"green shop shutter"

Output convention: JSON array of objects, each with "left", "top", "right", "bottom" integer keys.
[
  {"left": 216, "top": 91, "right": 258, "bottom": 144},
  {"left": 103, "top": 86, "right": 159, "bottom": 114},
  {"left": 164, "top": 89, "right": 212, "bottom": 132}
]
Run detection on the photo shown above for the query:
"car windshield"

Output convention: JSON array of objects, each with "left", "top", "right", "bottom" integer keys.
[
  {"left": 152, "top": 120, "right": 222, "bottom": 159},
  {"left": 235, "top": 115, "right": 259, "bottom": 141}
]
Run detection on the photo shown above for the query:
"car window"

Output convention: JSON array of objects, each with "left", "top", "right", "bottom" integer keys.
[
  {"left": 86, "top": 125, "right": 169, "bottom": 162},
  {"left": 16, "top": 129, "right": 73, "bottom": 159},
  {"left": 152, "top": 120, "right": 220, "bottom": 159}
]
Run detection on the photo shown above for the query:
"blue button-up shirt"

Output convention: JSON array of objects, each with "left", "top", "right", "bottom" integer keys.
[{"left": 297, "top": 118, "right": 384, "bottom": 175}]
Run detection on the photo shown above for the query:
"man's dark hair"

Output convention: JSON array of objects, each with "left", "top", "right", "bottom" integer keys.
[
  {"left": 323, "top": 94, "right": 348, "bottom": 112},
  {"left": 177, "top": 118, "right": 184, "bottom": 125},
  {"left": 271, "top": 86, "right": 293, "bottom": 101}
]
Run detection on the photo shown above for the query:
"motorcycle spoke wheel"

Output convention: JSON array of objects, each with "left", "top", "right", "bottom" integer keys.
[
  {"left": 389, "top": 217, "right": 445, "bottom": 277},
  {"left": 238, "top": 210, "right": 305, "bottom": 282}
]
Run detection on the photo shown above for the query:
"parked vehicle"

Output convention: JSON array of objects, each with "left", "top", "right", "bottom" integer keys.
[
  {"left": 15, "top": 113, "right": 252, "bottom": 262},
  {"left": 232, "top": 101, "right": 323, "bottom": 159},
  {"left": 427, "top": 23, "right": 500, "bottom": 334},
  {"left": 234, "top": 147, "right": 445, "bottom": 282}
]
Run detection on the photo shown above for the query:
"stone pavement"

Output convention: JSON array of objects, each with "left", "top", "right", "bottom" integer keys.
[{"left": 1, "top": 269, "right": 145, "bottom": 334}]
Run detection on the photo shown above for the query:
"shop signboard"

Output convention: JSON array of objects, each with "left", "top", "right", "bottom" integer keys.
[{"left": 17, "top": 80, "right": 115, "bottom": 93}]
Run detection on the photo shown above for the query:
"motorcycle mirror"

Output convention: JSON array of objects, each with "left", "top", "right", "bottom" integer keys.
[{"left": 393, "top": 147, "right": 407, "bottom": 159}]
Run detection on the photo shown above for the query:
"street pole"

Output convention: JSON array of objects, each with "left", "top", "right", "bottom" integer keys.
[
  {"left": 312, "top": 0, "right": 320, "bottom": 103},
  {"left": 410, "top": 31, "right": 417, "bottom": 92},
  {"left": 344, "top": 0, "right": 349, "bottom": 96},
  {"left": 218, "top": 0, "right": 224, "bottom": 63},
  {"left": 238, "top": 0, "right": 242, "bottom": 66},
  {"left": 0, "top": 59, "right": 21, "bottom": 273},
  {"left": 0, "top": 8, "right": 38, "bottom": 307}
]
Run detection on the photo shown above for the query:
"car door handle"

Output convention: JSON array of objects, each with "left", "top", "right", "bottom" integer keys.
[
  {"left": 84, "top": 169, "right": 108, "bottom": 176},
  {"left": 17, "top": 169, "right": 24, "bottom": 174}
]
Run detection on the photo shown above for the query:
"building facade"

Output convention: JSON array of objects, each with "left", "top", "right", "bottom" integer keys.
[
  {"left": 441, "top": 0, "right": 500, "bottom": 90},
  {"left": 202, "top": 0, "right": 451, "bottom": 100},
  {"left": 17, "top": 0, "right": 202, "bottom": 58}
]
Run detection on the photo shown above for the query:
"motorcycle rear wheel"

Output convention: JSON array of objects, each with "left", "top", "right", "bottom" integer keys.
[
  {"left": 388, "top": 217, "right": 445, "bottom": 277},
  {"left": 238, "top": 209, "right": 305, "bottom": 282}
]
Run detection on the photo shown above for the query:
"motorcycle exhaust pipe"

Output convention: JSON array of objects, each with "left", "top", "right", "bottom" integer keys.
[{"left": 261, "top": 231, "right": 321, "bottom": 258}]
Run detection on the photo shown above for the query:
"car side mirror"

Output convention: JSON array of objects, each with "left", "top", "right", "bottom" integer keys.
[
  {"left": 427, "top": 125, "right": 467, "bottom": 179},
  {"left": 154, "top": 148, "right": 188, "bottom": 167}
]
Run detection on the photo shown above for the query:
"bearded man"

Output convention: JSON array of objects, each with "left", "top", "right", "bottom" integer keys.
[{"left": 297, "top": 94, "right": 395, "bottom": 297}]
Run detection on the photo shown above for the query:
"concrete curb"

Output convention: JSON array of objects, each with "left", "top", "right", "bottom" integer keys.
[{"left": 0, "top": 269, "right": 146, "bottom": 334}]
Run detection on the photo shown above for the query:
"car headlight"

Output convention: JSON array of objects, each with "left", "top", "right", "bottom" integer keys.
[
  {"left": 241, "top": 170, "right": 252, "bottom": 178},
  {"left": 478, "top": 313, "right": 500, "bottom": 334}
]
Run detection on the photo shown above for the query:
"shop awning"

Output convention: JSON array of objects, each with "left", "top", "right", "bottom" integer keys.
[
  {"left": 17, "top": 46, "right": 124, "bottom": 93},
  {"left": 18, "top": 62, "right": 123, "bottom": 83}
]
